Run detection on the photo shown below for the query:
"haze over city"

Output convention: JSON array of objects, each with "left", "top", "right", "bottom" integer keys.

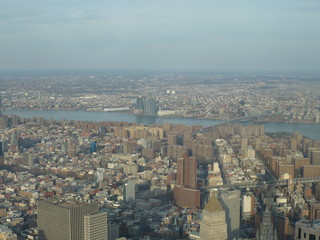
[
  {"left": 1, "top": 1, "right": 320, "bottom": 240},
  {"left": 1, "top": 0, "right": 320, "bottom": 72}
]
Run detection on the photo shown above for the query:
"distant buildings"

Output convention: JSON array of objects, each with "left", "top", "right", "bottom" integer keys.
[
  {"left": 134, "top": 97, "right": 158, "bottom": 116},
  {"left": 135, "top": 97, "right": 144, "bottom": 111},
  {"left": 145, "top": 99, "right": 158, "bottom": 116}
]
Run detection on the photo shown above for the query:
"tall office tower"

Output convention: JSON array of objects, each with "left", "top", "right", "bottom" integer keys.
[
  {"left": 98, "top": 126, "right": 107, "bottom": 136},
  {"left": 308, "top": 148, "right": 318, "bottom": 160},
  {"left": 96, "top": 168, "right": 105, "bottom": 183},
  {"left": 10, "top": 132, "right": 18, "bottom": 146},
  {"left": 135, "top": 97, "right": 144, "bottom": 110},
  {"left": 174, "top": 156, "right": 200, "bottom": 208},
  {"left": 311, "top": 150, "right": 320, "bottom": 165},
  {"left": 84, "top": 212, "right": 108, "bottom": 240},
  {"left": 242, "top": 194, "right": 255, "bottom": 217},
  {"left": 256, "top": 208, "right": 278, "bottom": 240},
  {"left": 108, "top": 222, "right": 120, "bottom": 240},
  {"left": 62, "top": 142, "right": 68, "bottom": 153},
  {"left": 219, "top": 190, "right": 240, "bottom": 240},
  {"left": 124, "top": 180, "right": 136, "bottom": 203},
  {"left": 316, "top": 112, "right": 320, "bottom": 123},
  {"left": 145, "top": 99, "right": 158, "bottom": 116},
  {"left": 0, "top": 116, "right": 8, "bottom": 128},
  {"left": 0, "top": 141, "right": 4, "bottom": 156},
  {"left": 90, "top": 141, "right": 97, "bottom": 153},
  {"left": 38, "top": 200, "right": 99, "bottom": 240},
  {"left": 241, "top": 137, "right": 248, "bottom": 156},
  {"left": 23, "top": 152, "right": 34, "bottom": 168},
  {"left": 176, "top": 157, "right": 197, "bottom": 189},
  {"left": 67, "top": 140, "right": 76, "bottom": 158},
  {"left": 0, "top": 95, "right": 2, "bottom": 115},
  {"left": 200, "top": 194, "right": 228, "bottom": 240}
]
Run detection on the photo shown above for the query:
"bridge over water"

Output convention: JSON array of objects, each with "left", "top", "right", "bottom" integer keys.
[
  {"left": 190, "top": 112, "right": 283, "bottom": 136},
  {"left": 227, "top": 112, "right": 283, "bottom": 123}
]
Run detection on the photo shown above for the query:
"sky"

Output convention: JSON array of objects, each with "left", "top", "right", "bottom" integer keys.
[{"left": 0, "top": 0, "right": 320, "bottom": 72}]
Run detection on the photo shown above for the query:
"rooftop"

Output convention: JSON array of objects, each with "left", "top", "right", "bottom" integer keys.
[{"left": 204, "top": 195, "right": 223, "bottom": 212}]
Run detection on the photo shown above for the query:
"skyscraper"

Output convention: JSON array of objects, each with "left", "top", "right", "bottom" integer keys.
[
  {"left": 135, "top": 97, "right": 144, "bottom": 110},
  {"left": 90, "top": 141, "right": 97, "bottom": 153},
  {"left": 124, "top": 180, "right": 136, "bottom": 203},
  {"left": 174, "top": 157, "right": 200, "bottom": 208},
  {"left": 177, "top": 157, "right": 197, "bottom": 189},
  {"left": 108, "top": 222, "right": 120, "bottom": 240},
  {"left": 241, "top": 137, "right": 248, "bottom": 157},
  {"left": 200, "top": 194, "right": 228, "bottom": 240},
  {"left": 37, "top": 200, "right": 99, "bottom": 240},
  {"left": 219, "top": 190, "right": 241, "bottom": 240},
  {"left": 84, "top": 212, "right": 108, "bottom": 240},
  {"left": 145, "top": 99, "right": 158, "bottom": 116},
  {"left": 0, "top": 141, "right": 4, "bottom": 156},
  {"left": 23, "top": 152, "right": 34, "bottom": 168},
  {"left": 256, "top": 208, "right": 278, "bottom": 240}
]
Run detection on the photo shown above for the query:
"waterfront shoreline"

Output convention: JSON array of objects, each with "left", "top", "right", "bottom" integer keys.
[
  {"left": 4, "top": 108, "right": 319, "bottom": 125},
  {"left": 3, "top": 109, "right": 320, "bottom": 140}
]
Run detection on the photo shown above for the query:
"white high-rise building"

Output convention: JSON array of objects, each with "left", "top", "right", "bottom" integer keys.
[
  {"left": 96, "top": 168, "right": 105, "bottom": 183},
  {"left": 243, "top": 195, "right": 253, "bottom": 214},
  {"left": 124, "top": 180, "right": 136, "bottom": 203}
]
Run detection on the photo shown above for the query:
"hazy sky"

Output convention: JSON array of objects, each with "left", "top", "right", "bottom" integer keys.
[{"left": 1, "top": 0, "right": 320, "bottom": 72}]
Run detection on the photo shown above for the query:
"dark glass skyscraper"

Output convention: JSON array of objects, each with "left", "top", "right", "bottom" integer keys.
[
  {"left": 0, "top": 141, "right": 3, "bottom": 156},
  {"left": 145, "top": 99, "right": 158, "bottom": 116},
  {"left": 90, "top": 141, "right": 97, "bottom": 153},
  {"left": 136, "top": 97, "right": 144, "bottom": 110}
]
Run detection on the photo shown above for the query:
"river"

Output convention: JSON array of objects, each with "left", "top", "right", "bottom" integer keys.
[{"left": 3, "top": 110, "right": 320, "bottom": 140}]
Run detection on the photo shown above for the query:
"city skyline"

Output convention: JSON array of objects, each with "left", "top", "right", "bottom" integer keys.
[{"left": 1, "top": 1, "right": 320, "bottom": 239}]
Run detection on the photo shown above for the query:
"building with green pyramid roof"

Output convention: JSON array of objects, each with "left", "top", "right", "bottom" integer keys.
[{"left": 199, "top": 194, "right": 228, "bottom": 240}]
